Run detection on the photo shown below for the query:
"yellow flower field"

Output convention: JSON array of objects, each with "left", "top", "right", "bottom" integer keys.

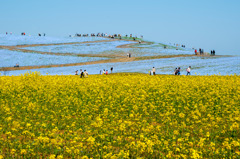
[{"left": 0, "top": 72, "right": 239, "bottom": 158}]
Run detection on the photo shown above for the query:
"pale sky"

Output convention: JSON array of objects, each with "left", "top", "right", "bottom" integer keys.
[{"left": 1, "top": 0, "right": 240, "bottom": 55}]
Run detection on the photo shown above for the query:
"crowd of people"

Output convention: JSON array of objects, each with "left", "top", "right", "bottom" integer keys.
[
  {"left": 174, "top": 66, "right": 191, "bottom": 75},
  {"left": 194, "top": 48, "right": 216, "bottom": 55},
  {"left": 14, "top": 63, "right": 19, "bottom": 67},
  {"left": 127, "top": 53, "right": 132, "bottom": 58},
  {"left": 75, "top": 67, "right": 114, "bottom": 77},
  {"left": 73, "top": 33, "right": 143, "bottom": 40},
  {"left": 75, "top": 66, "right": 193, "bottom": 77},
  {"left": 210, "top": 50, "right": 216, "bottom": 55},
  {"left": 75, "top": 69, "right": 88, "bottom": 78},
  {"left": 6, "top": 32, "right": 46, "bottom": 36},
  {"left": 38, "top": 33, "right": 46, "bottom": 36},
  {"left": 100, "top": 67, "right": 113, "bottom": 75},
  {"left": 149, "top": 67, "right": 156, "bottom": 75},
  {"left": 148, "top": 66, "right": 192, "bottom": 76}
]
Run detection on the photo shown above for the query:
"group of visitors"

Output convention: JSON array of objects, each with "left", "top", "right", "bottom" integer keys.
[
  {"left": 127, "top": 53, "right": 132, "bottom": 58},
  {"left": 174, "top": 67, "right": 181, "bottom": 75},
  {"left": 14, "top": 63, "right": 19, "bottom": 67},
  {"left": 101, "top": 69, "right": 108, "bottom": 75},
  {"left": 149, "top": 67, "right": 156, "bottom": 75},
  {"left": 74, "top": 66, "right": 192, "bottom": 76},
  {"left": 149, "top": 66, "right": 191, "bottom": 76},
  {"left": 194, "top": 48, "right": 204, "bottom": 55},
  {"left": 75, "top": 69, "right": 88, "bottom": 78},
  {"left": 210, "top": 50, "right": 216, "bottom": 55},
  {"left": 38, "top": 33, "right": 46, "bottom": 36},
  {"left": 73, "top": 32, "right": 143, "bottom": 41},
  {"left": 100, "top": 67, "right": 113, "bottom": 75},
  {"left": 6, "top": 32, "right": 46, "bottom": 36},
  {"left": 199, "top": 48, "right": 204, "bottom": 55},
  {"left": 194, "top": 48, "right": 216, "bottom": 56},
  {"left": 75, "top": 67, "right": 115, "bottom": 76},
  {"left": 174, "top": 66, "right": 191, "bottom": 75}
]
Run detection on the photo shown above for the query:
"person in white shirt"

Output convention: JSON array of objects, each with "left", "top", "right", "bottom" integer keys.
[
  {"left": 152, "top": 67, "right": 156, "bottom": 75},
  {"left": 84, "top": 70, "right": 88, "bottom": 78},
  {"left": 186, "top": 66, "right": 191, "bottom": 75}
]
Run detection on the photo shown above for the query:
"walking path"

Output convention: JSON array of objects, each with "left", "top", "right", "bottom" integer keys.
[
  {"left": 0, "top": 38, "right": 220, "bottom": 71},
  {"left": 0, "top": 55, "right": 201, "bottom": 71}
]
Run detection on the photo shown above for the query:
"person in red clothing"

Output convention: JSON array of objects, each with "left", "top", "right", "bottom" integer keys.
[{"left": 195, "top": 49, "right": 197, "bottom": 55}]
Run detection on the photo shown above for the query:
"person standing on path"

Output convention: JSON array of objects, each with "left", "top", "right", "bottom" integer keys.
[{"left": 186, "top": 66, "right": 191, "bottom": 75}]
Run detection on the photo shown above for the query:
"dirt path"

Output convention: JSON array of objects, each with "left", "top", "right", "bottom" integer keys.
[
  {"left": 0, "top": 39, "right": 125, "bottom": 58},
  {"left": 116, "top": 42, "right": 151, "bottom": 48},
  {"left": 0, "top": 39, "right": 118, "bottom": 49},
  {"left": 0, "top": 47, "right": 125, "bottom": 58},
  {"left": 0, "top": 54, "right": 200, "bottom": 71},
  {"left": 0, "top": 38, "right": 218, "bottom": 72}
]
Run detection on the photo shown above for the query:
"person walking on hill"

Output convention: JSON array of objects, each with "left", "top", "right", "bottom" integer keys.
[
  {"left": 152, "top": 67, "right": 156, "bottom": 75},
  {"left": 75, "top": 70, "right": 78, "bottom": 75},
  {"left": 174, "top": 67, "right": 178, "bottom": 75},
  {"left": 80, "top": 69, "right": 84, "bottom": 78},
  {"left": 186, "top": 66, "right": 191, "bottom": 75},
  {"left": 84, "top": 70, "right": 88, "bottom": 78},
  {"left": 213, "top": 50, "right": 215, "bottom": 55},
  {"left": 111, "top": 67, "right": 113, "bottom": 73},
  {"left": 175, "top": 67, "right": 181, "bottom": 75}
]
